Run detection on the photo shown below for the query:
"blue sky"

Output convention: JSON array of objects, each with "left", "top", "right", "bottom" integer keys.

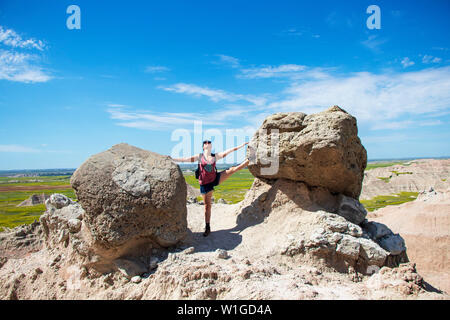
[{"left": 0, "top": 0, "right": 449, "bottom": 169}]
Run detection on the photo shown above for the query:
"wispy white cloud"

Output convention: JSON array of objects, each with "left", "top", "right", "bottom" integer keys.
[
  {"left": 238, "top": 64, "right": 336, "bottom": 82},
  {"left": 160, "top": 83, "right": 267, "bottom": 105},
  {"left": 0, "top": 144, "right": 40, "bottom": 153},
  {"left": 0, "top": 26, "right": 51, "bottom": 83},
  {"left": 371, "top": 120, "right": 415, "bottom": 130},
  {"left": 401, "top": 57, "right": 415, "bottom": 68},
  {"left": 278, "top": 27, "right": 321, "bottom": 39},
  {"left": 422, "top": 54, "right": 442, "bottom": 64},
  {"left": 418, "top": 119, "right": 443, "bottom": 126},
  {"left": 281, "top": 28, "right": 303, "bottom": 36},
  {"left": 0, "top": 26, "right": 45, "bottom": 51},
  {"left": 239, "top": 64, "right": 307, "bottom": 79},
  {"left": 106, "top": 104, "right": 256, "bottom": 131},
  {"left": 361, "top": 35, "right": 388, "bottom": 53},
  {"left": 108, "top": 54, "right": 450, "bottom": 136},
  {"left": 360, "top": 133, "right": 410, "bottom": 144},
  {"left": 432, "top": 47, "right": 449, "bottom": 52},
  {"left": 0, "top": 50, "right": 52, "bottom": 83},
  {"left": 160, "top": 83, "right": 234, "bottom": 102},
  {"left": 107, "top": 103, "right": 130, "bottom": 108},
  {"left": 265, "top": 66, "right": 450, "bottom": 130},
  {"left": 215, "top": 54, "right": 240, "bottom": 68},
  {"left": 145, "top": 65, "right": 170, "bottom": 73}
]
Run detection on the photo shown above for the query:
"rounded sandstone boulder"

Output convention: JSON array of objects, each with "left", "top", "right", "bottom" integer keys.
[
  {"left": 246, "top": 106, "right": 367, "bottom": 199},
  {"left": 70, "top": 143, "right": 187, "bottom": 252}
]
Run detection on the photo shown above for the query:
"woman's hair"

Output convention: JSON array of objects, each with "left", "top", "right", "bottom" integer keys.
[{"left": 202, "top": 140, "right": 211, "bottom": 149}]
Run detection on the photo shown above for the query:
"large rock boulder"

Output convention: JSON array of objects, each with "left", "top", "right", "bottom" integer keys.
[
  {"left": 70, "top": 143, "right": 187, "bottom": 258},
  {"left": 247, "top": 106, "right": 367, "bottom": 199},
  {"left": 234, "top": 106, "right": 408, "bottom": 274},
  {"left": 235, "top": 177, "right": 407, "bottom": 275}
]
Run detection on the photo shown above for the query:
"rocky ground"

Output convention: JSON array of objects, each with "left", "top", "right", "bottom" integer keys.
[
  {"left": 0, "top": 190, "right": 446, "bottom": 300},
  {"left": 361, "top": 158, "right": 450, "bottom": 200},
  {"left": 368, "top": 186, "right": 450, "bottom": 293}
]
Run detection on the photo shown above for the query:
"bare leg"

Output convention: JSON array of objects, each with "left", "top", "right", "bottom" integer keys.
[
  {"left": 202, "top": 190, "right": 213, "bottom": 224},
  {"left": 218, "top": 159, "right": 250, "bottom": 185}
]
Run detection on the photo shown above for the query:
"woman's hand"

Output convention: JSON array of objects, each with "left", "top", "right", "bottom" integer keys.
[{"left": 239, "top": 142, "right": 249, "bottom": 149}]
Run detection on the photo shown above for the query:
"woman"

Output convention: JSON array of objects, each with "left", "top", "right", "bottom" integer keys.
[{"left": 170, "top": 140, "right": 250, "bottom": 236}]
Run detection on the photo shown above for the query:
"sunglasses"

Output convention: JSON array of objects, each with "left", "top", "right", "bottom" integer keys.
[{"left": 203, "top": 140, "right": 212, "bottom": 145}]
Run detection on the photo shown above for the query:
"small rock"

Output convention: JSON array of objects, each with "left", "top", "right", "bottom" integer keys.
[
  {"left": 327, "top": 232, "right": 343, "bottom": 244},
  {"left": 57, "top": 229, "right": 69, "bottom": 243},
  {"left": 168, "top": 253, "right": 178, "bottom": 262},
  {"left": 241, "top": 269, "right": 253, "bottom": 280},
  {"left": 347, "top": 224, "right": 363, "bottom": 237},
  {"left": 325, "top": 219, "right": 348, "bottom": 233},
  {"left": 131, "top": 276, "right": 142, "bottom": 283},
  {"left": 216, "top": 249, "right": 229, "bottom": 259},
  {"left": 336, "top": 235, "right": 361, "bottom": 260},
  {"left": 67, "top": 219, "right": 82, "bottom": 233},
  {"left": 308, "top": 228, "right": 329, "bottom": 246},
  {"left": 50, "top": 255, "right": 62, "bottom": 268},
  {"left": 48, "top": 193, "right": 73, "bottom": 209},
  {"left": 0, "top": 257, "right": 7, "bottom": 268},
  {"left": 103, "top": 274, "right": 114, "bottom": 286},
  {"left": 378, "top": 234, "right": 406, "bottom": 255},
  {"left": 113, "top": 258, "right": 148, "bottom": 278},
  {"left": 281, "top": 239, "right": 305, "bottom": 256},
  {"left": 364, "top": 222, "right": 393, "bottom": 240},
  {"left": 358, "top": 238, "right": 389, "bottom": 267},
  {"left": 348, "top": 266, "right": 362, "bottom": 282},
  {"left": 336, "top": 194, "right": 367, "bottom": 225},
  {"left": 184, "top": 247, "right": 195, "bottom": 254},
  {"left": 366, "top": 265, "right": 380, "bottom": 275}
]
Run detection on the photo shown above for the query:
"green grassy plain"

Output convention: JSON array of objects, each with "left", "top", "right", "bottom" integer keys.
[
  {"left": 0, "top": 175, "right": 71, "bottom": 187},
  {"left": 365, "top": 161, "right": 412, "bottom": 171},
  {"left": 184, "top": 169, "right": 254, "bottom": 204},
  {"left": 0, "top": 175, "right": 75, "bottom": 231},
  {"left": 360, "top": 191, "right": 418, "bottom": 212}
]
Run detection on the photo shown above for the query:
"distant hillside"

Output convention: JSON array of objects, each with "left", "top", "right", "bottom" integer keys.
[{"left": 0, "top": 169, "right": 76, "bottom": 178}]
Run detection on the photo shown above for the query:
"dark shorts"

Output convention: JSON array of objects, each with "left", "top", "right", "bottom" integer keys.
[{"left": 200, "top": 171, "right": 222, "bottom": 194}]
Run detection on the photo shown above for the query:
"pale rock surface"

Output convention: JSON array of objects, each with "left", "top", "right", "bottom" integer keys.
[
  {"left": 247, "top": 106, "right": 367, "bottom": 199},
  {"left": 70, "top": 143, "right": 187, "bottom": 261},
  {"left": 369, "top": 186, "right": 450, "bottom": 293},
  {"left": 0, "top": 202, "right": 443, "bottom": 300},
  {"left": 361, "top": 159, "right": 450, "bottom": 200}
]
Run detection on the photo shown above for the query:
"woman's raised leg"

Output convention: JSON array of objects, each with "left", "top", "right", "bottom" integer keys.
[{"left": 218, "top": 159, "right": 250, "bottom": 185}]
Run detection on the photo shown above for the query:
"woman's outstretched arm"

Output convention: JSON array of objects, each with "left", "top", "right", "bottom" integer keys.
[
  {"left": 169, "top": 154, "right": 200, "bottom": 162},
  {"left": 215, "top": 142, "right": 248, "bottom": 161}
]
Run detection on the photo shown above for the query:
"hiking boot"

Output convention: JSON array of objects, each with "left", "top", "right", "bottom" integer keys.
[{"left": 203, "top": 224, "right": 211, "bottom": 237}]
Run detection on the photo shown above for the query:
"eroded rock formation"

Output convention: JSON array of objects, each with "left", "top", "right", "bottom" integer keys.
[{"left": 247, "top": 106, "right": 367, "bottom": 199}]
